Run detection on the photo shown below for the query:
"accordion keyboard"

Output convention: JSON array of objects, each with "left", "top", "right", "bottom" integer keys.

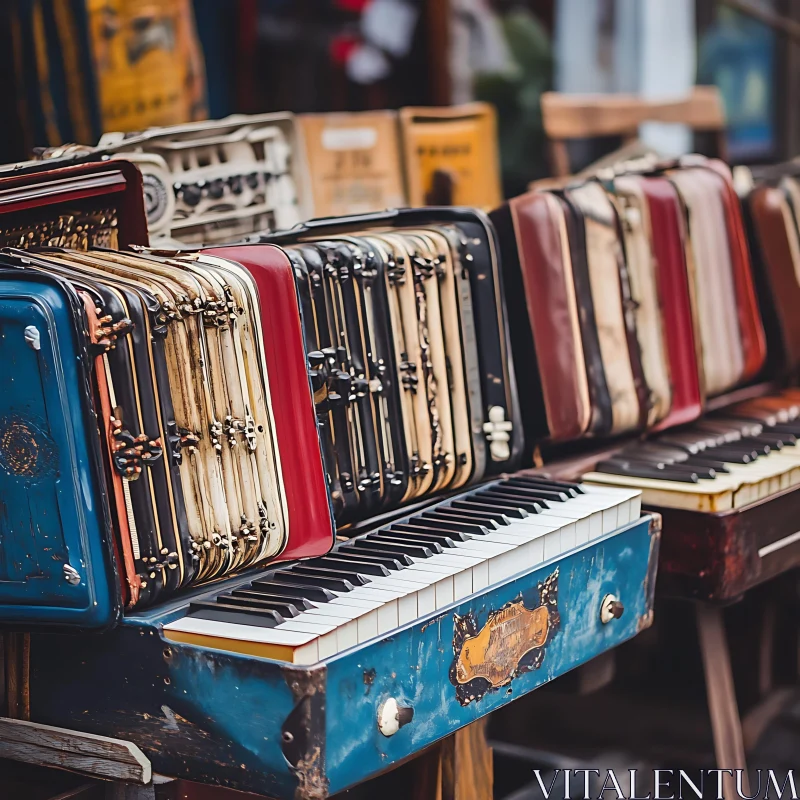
[
  {"left": 164, "top": 477, "right": 640, "bottom": 663},
  {"left": 583, "top": 398, "right": 800, "bottom": 511}
]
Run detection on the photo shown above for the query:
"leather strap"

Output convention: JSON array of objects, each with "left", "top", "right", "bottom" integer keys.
[
  {"left": 557, "top": 191, "right": 613, "bottom": 436},
  {"left": 566, "top": 182, "right": 642, "bottom": 435}
]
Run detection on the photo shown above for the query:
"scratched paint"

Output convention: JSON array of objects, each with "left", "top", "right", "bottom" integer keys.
[
  {"left": 0, "top": 274, "right": 118, "bottom": 627},
  {"left": 29, "top": 517, "right": 658, "bottom": 798}
]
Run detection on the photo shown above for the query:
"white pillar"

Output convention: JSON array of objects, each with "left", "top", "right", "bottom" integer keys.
[
  {"left": 554, "top": 0, "right": 697, "bottom": 156},
  {"left": 638, "top": 0, "right": 696, "bottom": 155}
]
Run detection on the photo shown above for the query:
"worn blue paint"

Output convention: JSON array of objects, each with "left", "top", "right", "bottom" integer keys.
[
  {"left": 0, "top": 272, "right": 118, "bottom": 629},
  {"left": 323, "top": 516, "right": 657, "bottom": 794},
  {"left": 29, "top": 516, "right": 658, "bottom": 797}
]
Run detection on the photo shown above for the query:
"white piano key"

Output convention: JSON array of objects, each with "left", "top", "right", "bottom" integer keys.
[
  {"left": 533, "top": 508, "right": 595, "bottom": 539},
  {"left": 447, "top": 538, "right": 516, "bottom": 557},
  {"left": 398, "top": 594, "right": 419, "bottom": 625},
  {"left": 337, "top": 619, "right": 359, "bottom": 652},
  {"left": 293, "top": 641, "right": 320, "bottom": 665},
  {"left": 418, "top": 584, "right": 436, "bottom": 615},
  {"left": 435, "top": 577, "right": 455, "bottom": 607},
  {"left": 276, "top": 618, "right": 344, "bottom": 635},
  {"left": 488, "top": 549, "right": 522, "bottom": 583},
  {"left": 560, "top": 522, "right": 577, "bottom": 552},
  {"left": 471, "top": 560, "right": 489, "bottom": 590},
  {"left": 357, "top": 609, "right": 379, "bottom": 642},
  {"left": 317, "top": 631, "right": 339, "bottom": 659},
  {"left": 326, "top": 595, "right": 386, "bottom": 611},
  {"left": 454, "top": 570, "right": 473, "bottom": 600},
  {"left": 544, "top": 529, "right": 562, "bottom": 561},
  {"left": 377, "top": 602, "right": 399, "bottom": 633},
  {"left": 164, "top": 617, "right": 319, "bottom": 649}
]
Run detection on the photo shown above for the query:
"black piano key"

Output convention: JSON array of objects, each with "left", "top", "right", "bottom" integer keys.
[
  {"left": 487, "top": 485, "right": 568, "bottom": 505},
  {"left": 609, "top": 454, "right": 671, "bottom": 469},
  {"left": 505, "top": 475, "right": 584, "bottom": 495},
  {"left": 767, "top": 422, "right": 800, "bottom": 437},
  {"left": 419, "top": 508, "right": 502, "bottom": 528},
  {"left": 739, "top": 439, "right": 771, "bottom": 456},
  {"left": 189, "top": 601, "right": 284, "bottom": 627},
  {"left": 326, "top": 550, "right": 406, "bottom": 571},
  {"left": 288, "top": 566, "right": 371, "bottom": 586},
  {"left": 340, "top": 544, "right": 415, "bottom": 565},
  {"left": 386, "top": 526, "right": 457, "bottom": 547},
  {"left": 271, "top": 571, "right": 356, "bottom": 592},
  {"left": 346, "top": 538, "right": 435, "bottom": 558},
  {"left": 652, "top": 438, "right": 701, "bottom": 455},
  {"left": 306, "top": 556, "right": 391, "bottom": 577},
  {"left": 683, "top": 457, "right": 730, "bottom": 473},
  {"left": 749, "top": 434, "right": 786, "bottom": 449},
  {"left": 595, "top": 460, "right": 700, "bottom": 483},
  {"left": 473, "top": 489, "right": 548, "bottom": 513},
  {"left": 608, "top": 456, "right": 716, "bottom": 480},
  {"left": 621, "top": 444, "right": 689, "bottom": 463},
  {"left": 446, "top": 499, "right": 521, "bottom": 521},
  {"left": 708, "top": 446, "right": 760, "bottom": 463},
  {"left": 229, "top": 590, "right": 314, "bottom": 611},
  {"left": 250, "top": 579, "right": 335, "bottom": 603},
  {"left": 216, "top": 594, "right": 302, "bottom": 618},
  {"left": 499, "top": 479, "right": 570, "bottom": 501},
  {"left": 371, "top": 532, "right": 445, "bottom": 553},
  {"left": 694, "top": 421, "right": 746, "bottom": 442},
  {"left": 409, "top": 517, "right": 491, "bottom": 536},
  {"left": 402, "top": 520, "right": 470, "bottom": 540}
]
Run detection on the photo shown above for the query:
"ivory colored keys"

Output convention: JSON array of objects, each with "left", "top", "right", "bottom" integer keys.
[{"left": 164, "top": 477, "right": 640, "bottom": 663}]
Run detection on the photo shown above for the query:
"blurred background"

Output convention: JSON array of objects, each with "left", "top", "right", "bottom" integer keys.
[{"left": 0, "top": 0, "right": 796, "bottom": 196}]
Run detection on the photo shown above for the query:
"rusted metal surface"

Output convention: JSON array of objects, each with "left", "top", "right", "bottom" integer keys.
[{"left": 281, "top": 666, "right": 328, "bottom": 800}]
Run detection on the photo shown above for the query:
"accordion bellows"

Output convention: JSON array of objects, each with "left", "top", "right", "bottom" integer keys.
[
  {"left": 266, "top": 208, "right": 523, "bottom": 523},
  {"left": 0, "top": 245, "right": 333, "bottom": 609},
  {"left": 492, "top": 157, "right": 768, "bottom": 447}
]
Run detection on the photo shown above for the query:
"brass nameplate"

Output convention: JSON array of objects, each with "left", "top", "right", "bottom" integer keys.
[{"left": 450, "top": 568, "right": 560, "bottom": 705}]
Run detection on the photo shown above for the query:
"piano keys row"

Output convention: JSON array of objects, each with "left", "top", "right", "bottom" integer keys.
[
  {"left": 584, "top": 399, "right": 800, "bottom": 511},
  {"left": 164, "top": 476, "right": 641, "bottom": 663}
]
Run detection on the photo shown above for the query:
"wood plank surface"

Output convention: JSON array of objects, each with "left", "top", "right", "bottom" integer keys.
[{"left": 0, "top": 717, "right": 151, "bottom": 784}]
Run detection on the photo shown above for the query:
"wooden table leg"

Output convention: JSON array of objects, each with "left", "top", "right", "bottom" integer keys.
[
  {"left": 4, "top": 632, "right": 30, "bottom": 721},
  {"left": 696, "top": 605, "right": 749, "bottom": 798},
  {"left": 412, "top": 718, "right": 493, "bottom": 800}
]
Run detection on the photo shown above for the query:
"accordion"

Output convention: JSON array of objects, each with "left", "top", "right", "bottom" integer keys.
[
  {"left": 492, "top": 156, "right": 767, "bottom": 448},
  {"left": 40, "top": 113, "right": 313, "bottom": 246},
  {"left": 738, "top": 162, "right": 800, "bottom": 378},
  {"left": 0, "top": 159, "right": 525, "bottom": 627},
  {"left": 265, "top": 208, "right": 523, "bottom": 523},
  {"left": 0, "top": 162, "right": 333, "bottom": 627}
]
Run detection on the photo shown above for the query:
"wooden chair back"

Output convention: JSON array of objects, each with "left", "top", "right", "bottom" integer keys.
[{"left": 541, "top": 85, "right": 727, "bottom": 176}]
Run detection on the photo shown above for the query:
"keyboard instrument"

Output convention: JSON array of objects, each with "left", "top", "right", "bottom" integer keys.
[
  {"left": 0, "top": 161, "right": 659, "bottom": 799},
  {"left": 164, "top": 477, "right": 641, "bottom": 663},
  {"left": 28, "top": 483, "right": 657, "bottom": 797},
  {"left": 492, "top": 157, "right": 800, "bottom": 605},
  {"left": 580, "top": 392, "right": 800, "bottom": 600},
  {"left": 583, "top": 394, "right": 800, "bottom": 512}
]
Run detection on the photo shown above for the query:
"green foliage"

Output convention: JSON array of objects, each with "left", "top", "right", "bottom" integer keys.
[{"left": 473, "top": 9, "right": 554, "bottom": 194}]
